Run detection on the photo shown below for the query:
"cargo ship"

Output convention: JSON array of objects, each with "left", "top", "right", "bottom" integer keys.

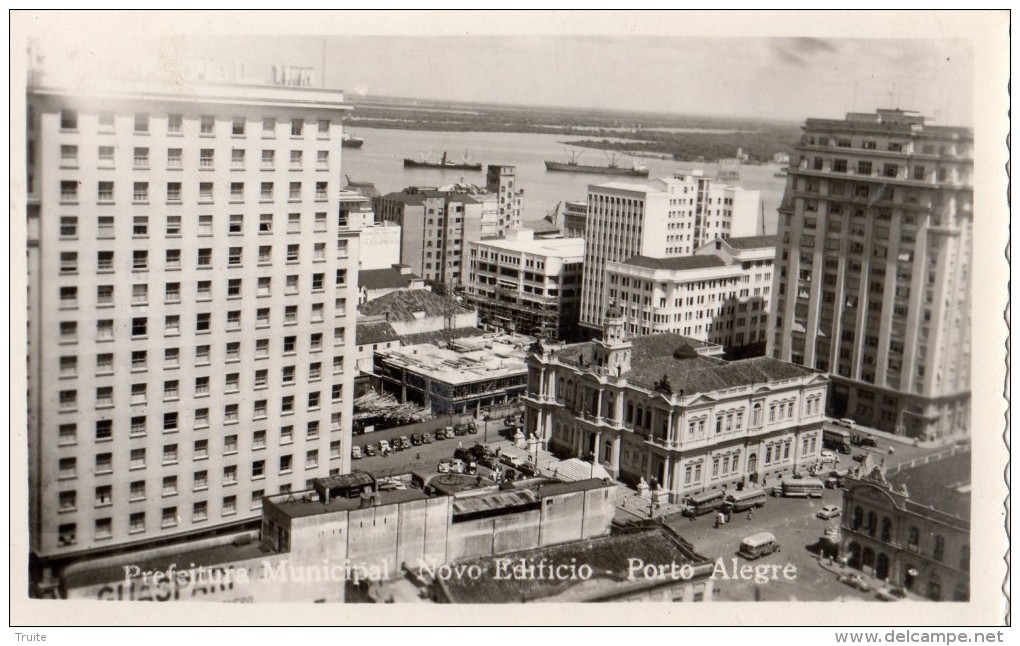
[
  {"left": 544, "top": 151, "right": 649, "bottom": 177},
  {"left": 403, "top": 151, "right": 482, "bottom": 171},
  {"left": 341, "top": 132, "right": 364, "bottom": 149}
]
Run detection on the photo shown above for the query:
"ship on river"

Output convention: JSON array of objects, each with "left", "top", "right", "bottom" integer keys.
[
  {"left": 544, "top": 151, "right": 649, "bottom": 177},
  {"left": 403, "top": 151, "right": 482, "bottom": 171}
]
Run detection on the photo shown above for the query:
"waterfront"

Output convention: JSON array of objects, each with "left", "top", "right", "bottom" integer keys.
[{"left": 339, "top": 126, "right": 787, "bottom": 234}]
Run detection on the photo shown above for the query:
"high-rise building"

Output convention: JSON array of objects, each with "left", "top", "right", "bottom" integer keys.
[
  {"left": 26, "top": 70, "right": 361, "bottom": 588},
  {"left": 602, "top": 234, "right": 776, "bottom": 349},
  {"left": 485, "top": 164, "right": 523, "bottom": 230},
  {"left": 578, "top": 172, "right": 759, "bottom": 335},
  {"left": 768, "top": 109, "right": 972, "bottom": 440}
]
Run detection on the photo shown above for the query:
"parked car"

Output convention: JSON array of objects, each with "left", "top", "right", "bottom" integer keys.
[
  {"left": 477, "top": 455, "right": 499, "bottom": 470},
  {"left": 454, "top": 447, "right": 473, "bottom": 462},
  {"left": 852, "top": 452, "right": 868, "bottom": 463},
  {"left": 499, "top": 454, "right": 515, "bottom": 467},
  {"left": 516, "top": 461, "right": 539, "bottom": 477},
  {"left": 853, "top": 435, "right": 878, "bottom": 448},
  {"left": 439, "top": 426, "right": 454, "bottom": 440},
  {"left": 363, "top": 444, "right": 376, "bottom": 457},
  {"left": 817, "top": 505, "right": 842, "bottom": 520},
  {"left": 465, "top": 460, "right": 478, "bottom": 475},
  {"left": 422, "top": 433, "right": 433, "bottom": 444},
  {"left": 351, "top": 446, "right": 363, "bottom": 460},
  {"left": 470, "top": 444, "right": 494, "bottom": 460},
  {"left": 875, "top": 586, "right": 907, "bottom": 602},
  {"left": 839, "top": 572, "right": 871, "bottom": 592},
  {"left": 411, "top": 434, "right": 423, "bottom": 446},
  {"left": 453, "top": 425, "right": 468, "bottom": 437},
  {"left": 819, "top": 449, "right": 838, "bottom": 463},
  {"left": 398, "top": 436, "right": 412, "bottom": 450},
  {"left": 450, "top": 459, "right": 467, "bottom": 474},
  {"left": 437, "top": 460, "right": 453, "bottom": 474},
  {"left": 378, "top": 439, "right": 391, "bottom": 453},
  {"left": 824, "top": 476, "right": 842, "bottom": 489}
]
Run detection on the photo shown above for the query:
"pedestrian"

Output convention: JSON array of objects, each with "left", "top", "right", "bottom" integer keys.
[
  {"left": 458, "top": 441, "right": 463, "bottom": 449},
  {"left": 747, "top": 509, "right": 753, "bottom": 521},
  {"left": 415, "top": 451, "right": 421, "bottom": 460}
]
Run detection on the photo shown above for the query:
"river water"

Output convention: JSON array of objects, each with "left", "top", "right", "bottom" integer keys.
[{"left": 339, "top": 127, "right": 786, "bottom": 234}]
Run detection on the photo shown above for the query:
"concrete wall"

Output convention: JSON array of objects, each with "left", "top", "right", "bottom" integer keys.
[
  {"left": 538, "top": 490, "right": 586, "bottom": 546},
  {"left": 346, "top": 503, "right": 401, "bottom": 576},
  {"left": 493, "top": 509, "right": 542, "bottom": 554},
  {"left": 581, "top": 486, "right": 617, "bottom": 539}
]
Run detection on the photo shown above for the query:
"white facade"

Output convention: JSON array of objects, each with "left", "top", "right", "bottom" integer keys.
[
  {"left": 26, "top": 73, "right": 361, "bottom": 570},
  {"left": 603, "top": 236, "right": 776, "bottom": 347},
  {"left": 579, "top": 172, "right": 760, "bottom": 331}
]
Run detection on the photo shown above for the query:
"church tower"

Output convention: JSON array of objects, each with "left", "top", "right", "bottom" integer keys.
[{"left": 593, "top": 302, "right": 632, "bottom": 377}]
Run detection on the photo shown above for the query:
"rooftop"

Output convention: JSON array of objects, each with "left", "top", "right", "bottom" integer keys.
[
  {"left": 377, "top": 337, "right": 529, "bottom": 385},
  {"left": 621, "top": 255, "right": 727, "bottom": 271},
  {"left": 266, "top": 487, "right": 429, "bottom": 519},
  {"left": 356, "top": 321, "right": 400, "bottom": 347},
  {"left": 358, "top": 268, "right": 424, "bottom": 291},
  {"left": 359, "top": 289, "right": 471, "bottom": 321},
  {"left": 397, "top": 327, "right": 487, "bottom": 347},
  {"left": 553, "top": 333, "right": 817, "bottom": 393},
  {"left": 721, "top": 234, "right": 779, "bottom": 250},
  {"left": 435, "top": 523, "right": 713, "bottom": 603},
  {"left": 474, "top": 234, "right": 583, "bottom": 258},
  {"left": 888, "top": 449, "right": 971, "bottom": 520}
]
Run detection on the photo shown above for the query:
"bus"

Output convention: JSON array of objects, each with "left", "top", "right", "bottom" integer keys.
[
  {"left": 823, "top": 428, "right": 852, "bottom": 454},
  {"left": 681, "top": 489, "right": 725, "bottom": 517},
  {"left": 722, "top": 487, "right": 768, "bottom": 512},
  {"left": 781, "top": 478, "right": 825, "bottom": 498}
]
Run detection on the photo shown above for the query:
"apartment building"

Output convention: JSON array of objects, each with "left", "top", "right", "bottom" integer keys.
[
  {"left": 579, "top": 172, "right": 759, "bottom": 335},
  {"left": 465, "top": 229, "right": 584, "bottom": 340},
  {"left": 375, "top": 186, "right": 495, "bottom": 287},
  {"left": 523, "top": 310, "right": 829, "bottom": 502},
  {"left": 768, "top": 110, "right": 973, "bottom": 439},
  {"left": 486, "top": 164, "right": 524, "bottom": 231},
  {"left": 602, "top": 235, "right": 775, "bottom": 350},
  {"left": 26, "top": 71, "right": 361, "bottom": 588}
]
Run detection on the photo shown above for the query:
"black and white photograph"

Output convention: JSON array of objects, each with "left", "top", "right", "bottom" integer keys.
[{"left": 8, "top": 9, "right": 1010, "bottom": 630}]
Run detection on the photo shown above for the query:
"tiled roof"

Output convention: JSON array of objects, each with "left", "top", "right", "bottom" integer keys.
[
  {"left": 358, "top": 268, "right": 423, "bottom": 290},
  {"left": 356, "top": 321, "right": 400, "bottom": 346},
  {"left": 435, "top": 523, "right": 712, "bottom": 603},
  {"left": 621, "top": 255, "right": 727, "bottom": 271},
  {"left": 723, "top": 235, "right": 779, "bottom": 250},
  {"left": 397, "top": 326, "right": 486, "bottom": 347},
  {"left": 888, "top": 449, "right": 971, "bottom": 520},
  {"left": 359, "top": 289, "right": 471, "bottom": 322},
  {"left": 553, "top": 333, "right": 816, "bottom": 393}
]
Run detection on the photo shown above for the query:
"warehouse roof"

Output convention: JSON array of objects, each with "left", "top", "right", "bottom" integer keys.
[
  {"left": 359, "top": 289, "right": 472, "bottom": 321},
  {"left": 358, "top": 267, "right": 423, "bottom": 291}
]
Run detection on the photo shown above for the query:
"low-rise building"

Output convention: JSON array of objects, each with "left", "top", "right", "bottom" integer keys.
[
  {"left": 465, "top": 229, "right": 584, "bottom": 340},
  {"left": 375, "top": 333, "right": 532, "bottom": 416},
  {"left": 433, "top": 522, "right": 715, "bottom": 603},
  {"left": 358, "top": 288, "right": 476, "bottom": 338},
  {"left": 603, "top": 235, "right": 776, "bottom": 351},
  {"left": 524, "top": 309, "right": 829, "bottom": 502},
  {"left": 838, "top": 448, "right": 970, "bottom": 600},
  {"left": 358, "top": 265, "right": 427, "bottom": 304}
]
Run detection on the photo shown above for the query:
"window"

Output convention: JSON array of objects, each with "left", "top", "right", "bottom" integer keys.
[
  {"left": 196, "top": 312, "right": 211, "bottom": 333},
  {"left": 259, "top": 213, "right": 273, "bottom": 233},
  {"left": 95, "top": 485, "right": 112, "bottom": 507},
  {"left": 309, "top": 332, "right": 323, "bottom": 351},
  {"left": 162, "top": 507, "right": 178, "bottom": 528},
  {"left": 232, "top": 149, "right": 245, "bottom": 170},
  {"left": 60, "top": 144, "right": 78, "bottom": 166},
  {"left": 312, "top": 273, "right": 324, "bottom": 291},
  {"left": 199, "top": 148, "right": 214, "bottom": 168},
  {"left": 289, "top": 182, "right": 301, "bottom": 201},
  {"left": 165, "top": 314, "right": 180, "bottom": 336},
  {"left": 317, "top": 150, "right": 329, "bottom": 170},
  {"left": 59, "top": 423, "right": 78, "bottom": 445},
  {"left": 256, "top": 338, "right": 269, "bottom": 358},
  {"left": 162, "top": 476, "right": 178, "bottom": 497},
  {"left": 194, "top": 440, "right": 208, "bottom": 460},
  {"left": 197, "top": 280, "right": 212, "bottom": 300},
  {"left": 223, "top": 495, "right": 237, "bottom": 516},
  {"left": 232, "top": 117, "right": 245, "bottom": 136},
  {"left": 251, "top": 490, "right": 264, "bottom": 511},
  {"left": 95, "top": 419, "right": 112, "bottom": 441},
  {"left": 197, "top": 248, "right": 212, "bottom": 268},
  {"left": 291, "top": 118, "right": 304, "bottom": 137},
  {"left": 330, "top": 441, "right": 341, "bottom": 459},
  {"left": 230, "top": 182, "right": 244, "bottom": 201},
  {"left": 165, "top": 282, "right": 181, "bottom": 303},
  {"left": 286, "top": 275, "right": 299, "bottom": 294},
  {"left": 133, "top": 182, "right": 149, "bottom": 203},
  {"left": 96, "top": 319, "right": 114, "bottom": 341},
  {"left": 98, "top": 111, "right": 114, "bottom": 130},
  {"left": 281, "top": 395, "right": 295, "bottom": 413},
  {"left": 315, "top": 182, "right": 328, "bottom": 200},
  {"left": 933, "top": 535, "right": 946, "bottom": 562},
  {"left": 134, "top": 113, "right": 149, "bottom": 133},
  {"left": 97, "top": 180, "right": 113, "bottom": 201},
  {"left": 313, "top": 242, "right": 325, "bottom": 261},
  {"left": 59, "top": 523, "right": 77, "bottom": 546},
  {"left": 130, "top": 415, "right": 146, "bottom": 436},
  {"left": 281, "top": 426, "right": 293, "bottom": 444},
  {"left": 131, "top": 317, "right": 147, "bottom": 337},
  {"left": 199, "top": 182, "right": 213, "bottom": 202},
  {"left": 59, "top": 457, "right": 76, "bottom": 479},
  {"left": 166, "top": 215, "right": 181, "bottom": 236},
  {"left": 226, "top": 341, "right": 241, "bottom": 362},
  {"left": 195, "top": 345, "right": 211, "bottom": 365},
  {"left": 195, "top": 408, "right": 208, "bottom": 428},
  {"left": 60, "top": 251, "right": 78, "bottom": 274},
  {"left": 130, "top": 448, "right": 146, "bottom": 469},
  {"left": 131, "top": 350, "right": 147, "bottom": 370},
  {"left": 254, "top": 399, "right": 267, "bottom": 417},
  {"left": 200, "top": 115, "right": 214, "bottom": 135},
  {"left": 163, "top": 444, "right": 179, "bottom": 465},
  {"left": 262, "top": 117, "right": 276, "bottom": 137},
  {"left": 331, "top": 384, "right": 342, "bottom": 402},
  {"left": 227, "top": 310, "right": 241, "bottom": 330},
  {"left": 96, "top": 353, "right": 113, "bottom": 374},
  {"left": 193, "top": 501, "right": 208, "bottom": 522},
  {"left": 225, "top": 404, "right": 239, "bottom": 424},
  {"left": 133, "top": 216, "right": 148, "bottom": 237},
  {"left": 253, "top": 430, "right": 267, "bottom": 449},
  {"left": 130, "top": 481, "right": 146, "bottom": 501},
  {"left": 306, "top": 450, "right": 319, "bottom": 469},
  {"left": 290, "top": 150, "right": 302, "bottom": 170},
  {"left": 288, "top": 213, "right": 301, "bottom": 232},
  {"left": 228, "top": 247, "right": 243, "bottom": 266},
  {"left": 262, "top": 149, "right": 275, "bottom": 170},
  {"left": 280, "top": 455, "right": 293, "bottom": 472},
  {"left": 133, "top": 147, "right": 149, "bottom": 168},
  {"left": 228, "top": 213, "right": 243, "bottom": 234},
  {"left": 130, "top": 383, "right": 146, "bottom": 404},
  {"left": 225, "top": 373, "right": 240, "bottom": 393},
  {"left": 97, "top": 216, "right": 114, "bottom": 238},
  {"left": 60, "top": 109, "right": 78, "bottom": 130},
  {"left": 224, "top": 434, "right": 238, "bottom": 453},
  {"left": 308, "top": 392, "right": 321, "bottom": 409},
  {"left": 132, "top": 250, "right": 148, "bottom": 270},
  {"left": 59, "top": 286, "right": 78, "bottom": 308},
  {"left": 129, "top": 512, "right": 145, "bottom": 534},
  {"left": 60, "top": 180, "right": 79, "bottom": 202},
  {"left": 260, "top": 182, "right": 274, "bottom": 201},
  {"left": 284, "top": 306, "right": 298, "bottom": 325},
  {"left": 223, "top": 465, "right": 237, "bottom": 485},
  {"left": 317, "top": 119, "right": 330, "bottom": 136},
  {"left": 98, "top": 146, "right": 115, "bottom": 167},
  {"left": 167, "top": 114, "right": 182, "bottom": 134},
  {"left": 314, "top": 212, "right": 327, "bottom": 232},
  {"left": 309, "top": 362, "right": 321, "bottom": 380}
]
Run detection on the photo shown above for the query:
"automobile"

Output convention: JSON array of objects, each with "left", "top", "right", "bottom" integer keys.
[
  {"left": 422, "top": 433, "right": 433, "bottom": 444},
  {"left": 515, "top": 461, "right": 539, "bottom": 477},
  {"left": 502, "top": 468, "right": 517, "bottom": 482},
  {"left": 852, "top": 452, "right": 868, "bottom": 463},
  {"left": 875, "top": 586, "right": 908, "bottom": 602},
  {"left": 411, "top": 434, "right": 423, "bottom": 446},
  {"left": 450, "top": 459, "right": 467, "bottom": 474},
  {"left": 453, "top": 425, "right": 468, "bottom": 437},
  {"left": 477, "top": 455, "right": 499, "bottom": 470},
  {"left": 499, "top": 454, "right": 515, "bottom": 467},
  {"left": 464, "top": 460, "right": 478, "bottom": 475},
  {"left": 853, "top": 436, "right": 878, "bottom": 448},
  {"left": 363, "top": 444, "right": 376, "bottom": 457},
  {"left": 839, "top": 572, "right": 871, "bottom": 592},
  {"left": 824, "top": 476, "right": 842, "bottom": 489},
  {"left": 398, "top": 436, "right": 412, "bottom": 450},
  {"left": 378, "top": 439, "right": 392, "bottom": 453},
  {"left": 835, "top": 418, "right": 857, "bottom": 430},
  {"left": 437, "top": 460, "right": 453, "bottom": 474},
  {"left": 466, "top": 421, "right": 478, "bottom": 434},
  {"left": 351, "top": 446, "right": 363, "bottom": 460},
  {"left": 454, "top": 447, "right": 473, "bottom": 462},
  {"left": 817, "top": 505, "right": 842, "bottom": 520},
  {"left": 470, "top": 444, "right": 494, "bottom": 460},
  {"left": 819, "top": 449, "right": 838, "bottom": 463}
]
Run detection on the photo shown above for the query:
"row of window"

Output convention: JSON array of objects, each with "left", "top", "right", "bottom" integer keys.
[
  {"left": 59, "top": 211, "right": 347, "bottom": 241},
  {"left": 61, "top": 145, "right": 331, "bottom": 171},
  {"left": 59, "top": 179, "right": 330, "bottom": 203},
  {"left": 59, "top": 110, "right": 330, "bottom": 138}
]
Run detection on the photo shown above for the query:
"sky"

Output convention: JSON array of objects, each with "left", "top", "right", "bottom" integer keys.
[{"left": 24, "top": 18, "right": 975, "bottom": 126}]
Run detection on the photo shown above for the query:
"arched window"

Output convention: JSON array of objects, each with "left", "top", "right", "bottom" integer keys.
[
  {"left": 880, "top": 516, "right": 892, "bottom": 542},
  {"left": 933, "top": 535, "right": 946, "bottom": 562},
  {"left": 852, "top": 506, "right": 863, "bottom": 530},
  {"left": 769, "top": 404, "right": 776, "bottom": 422},
  {"left": 908, "top": 526, "right": 920, "bottom": 550},
  {"left": 867, "top": 511, "right": 878, "bottom": 537},
  {"left": 752, "top": 403, "right": 762, "bottom": 426}
]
